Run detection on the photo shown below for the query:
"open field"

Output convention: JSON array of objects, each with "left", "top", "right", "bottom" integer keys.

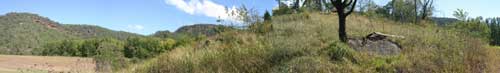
[{"left": 0, "top": 55, "right": 95, "bottom": 73}]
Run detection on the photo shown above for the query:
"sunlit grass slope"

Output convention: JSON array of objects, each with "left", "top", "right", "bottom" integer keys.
[{"left": 130, "top": 12, "right": 500, "bottom": 73}]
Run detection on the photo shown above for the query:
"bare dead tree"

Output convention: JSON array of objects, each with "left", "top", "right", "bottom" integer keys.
[
  {"left": 330, "top": 0, "right": 357, "bottom": 42},
  {"left": 420, "top": 0, "right": 434, "bottom": 20}
]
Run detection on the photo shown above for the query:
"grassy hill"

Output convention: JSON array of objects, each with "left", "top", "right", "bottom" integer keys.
[
  {"left": 128, "top": 12, "right": 500, "bottom": 73},
  {"left": 0, "top": 12, "right": 142, "bottom": 54}
]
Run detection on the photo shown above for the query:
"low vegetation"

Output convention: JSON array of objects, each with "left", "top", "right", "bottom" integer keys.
[
  {"left": 128, "top": 12, "right": 500, "bottom": 72},
  {"left": 31, "top": 37, "right": 178, "bottom": 72}
]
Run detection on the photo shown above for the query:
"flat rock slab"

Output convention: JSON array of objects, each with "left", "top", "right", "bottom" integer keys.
[{"left": 347, "top": 32, "right": 403, "bottom": 56}]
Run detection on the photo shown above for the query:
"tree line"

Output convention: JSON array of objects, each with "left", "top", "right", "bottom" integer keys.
[
  {"left": 33, "top": 37, "right": 177, "bottom": 59},
  {"left": 449, "top": 9, "right": 500, "bottom": 46},
  {"left": 31, "top": 37, "right": 179, "bottom": 72}
]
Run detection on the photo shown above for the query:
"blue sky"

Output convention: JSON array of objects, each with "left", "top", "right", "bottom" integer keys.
[{"left": 0, "top": 0, "right": 498, "bottom": 35}]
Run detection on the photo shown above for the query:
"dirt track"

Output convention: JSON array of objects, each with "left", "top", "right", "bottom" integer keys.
[{"left": 0, "top": 55, "right": 95, "bottom": 73}]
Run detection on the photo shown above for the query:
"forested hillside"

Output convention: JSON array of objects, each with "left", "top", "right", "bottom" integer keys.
[
  {"left": 0, "top": 12, "right": 142, "bottom": 54},
  {"left": 0, "top": 13, "right": 77, "bottom": 54}
]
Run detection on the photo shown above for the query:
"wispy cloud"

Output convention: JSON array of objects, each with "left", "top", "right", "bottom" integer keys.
[
  {"left": 165, "top": 0, "right": 239, "bottom": 21},
  {"left": 127, "top": 24, "right": 144, "bottom": 30}
]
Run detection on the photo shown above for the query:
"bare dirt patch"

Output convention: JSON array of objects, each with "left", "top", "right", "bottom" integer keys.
[{"left": 0, "top": 55, "right": 95, "bottom": 73}]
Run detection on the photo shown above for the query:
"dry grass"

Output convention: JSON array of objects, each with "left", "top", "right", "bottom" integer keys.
[
  {"left": 0, "top": 55, "right": 95, "bottom": 73},
  {"left": 129, "top": 12, "right": 500, "bottom": 73}
]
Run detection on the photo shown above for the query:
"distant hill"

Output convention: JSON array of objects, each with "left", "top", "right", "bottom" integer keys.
[
  {"left": 62, "top": 24, "right": 142, "bottom": 40},
  {"left": 174, "top": 24, "right": 230, "bottom": 37},
  {"left": 431, "top": 17, "right": 459, "bottom": 26},
  {"left": 152, "top": 30, "right": 174, "bottom": 38},
  {"left": 0, "top": 12, "right": 142, "bottom": 54}
]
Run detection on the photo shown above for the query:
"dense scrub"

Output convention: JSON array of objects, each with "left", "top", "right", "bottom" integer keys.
[
  {"left": 0, "top": 12, "right": 143, "bottom": 55},
  {"left": 124, "top": 37, "right": 176, "bottom": 59},
  {"left": 130, "top": 12, "right": 500, "bottom": 73},
  {"left": 32, "top": 37, "right": 178, "bottom": 72}
]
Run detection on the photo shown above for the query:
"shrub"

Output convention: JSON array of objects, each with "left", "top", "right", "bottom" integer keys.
[
  {"left": 272, "top": 3, "right": 293, "bottom": 16},
  {"left": 123, "top": 37, "right": 176, "bottom": 59},
  {"left": 326, "top": 42, "right": 356, "bottom": 62},
  {"left": 34, "top": 38, "right": 129, "bottom": 72},
  {"left": 449, "top": 18, "right": 490, "bottom": 39},
  {"left": 92, "top": 38, "right": 128, "bottom": 72},
  {"left": 250, "top": 22, "right": 273, "bottom": 34}
]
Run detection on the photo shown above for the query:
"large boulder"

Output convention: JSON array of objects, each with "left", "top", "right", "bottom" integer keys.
[{"left": 347, "top": 32, "right": 403, "bottom": 56}]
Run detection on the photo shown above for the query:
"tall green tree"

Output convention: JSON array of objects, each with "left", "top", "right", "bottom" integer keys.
[
  {"left": 376, "top": 0, "right": 433, "bottom": 23},
  {"left": 273, "top": 1, "right": 293, "bottom": 16},
  {"left": 391, "top": 0, "right": 417, "bottom": 22},
  {"left": 357, "top": 0, "right": 373, "bottom": 13},
  {"left": 331, "top": 0, "right": 358, "bottom": 42},
  {"left": 487, "top": 18, "right": 500, "bottom": 45},
  {"left": 264, "top": 10, "right": 272, "bottom": 22}
]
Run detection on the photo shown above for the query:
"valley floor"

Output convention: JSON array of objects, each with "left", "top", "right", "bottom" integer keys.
[{"left": 0, "top": 55, "right": 95, "bottom": 73}]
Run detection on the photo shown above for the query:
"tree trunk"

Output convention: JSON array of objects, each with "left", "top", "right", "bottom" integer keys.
[
  {"left": 294, "top": 0, "right": 300, "bottom": 11},
  {"left": 337, "top": 10, "right": 347, "bottom": 42},
  {"left": 415, "top": 0, "right": 418, "bottom": 23},
  {"left": 331, "top": 0, "right": 357, "bottom": 43},
  {"left": 321, "top": 0, "right": 326, "bottom": 11},
  {"left": 277, "top": 0, "right": 281, "bottom": 7}
]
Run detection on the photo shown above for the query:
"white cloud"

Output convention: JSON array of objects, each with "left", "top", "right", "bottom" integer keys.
[
  {"left": 127, "top": 24, "right": 144, "bottom": 30},
  {"left": 165, "top": 0, "right": 239, "bottom": 21}
]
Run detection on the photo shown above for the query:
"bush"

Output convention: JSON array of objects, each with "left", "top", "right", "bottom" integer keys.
[
  {"left": 250, "top": 22, "right": 273, "bottom": 34},
  {"left": 272, "top": 3, "right": 293, "bottom": 16},
  {"left": 123, "top": 37, "right": 176, "bottom": 59},
  {"left": 37, "top": 40, "right": 85, "bottom": 56},
  {"left": 326, "top": 42, "right": 356, "bottom": 62},
  {"left": 34, "top": 38, "right": 129, "bottom": 72},
  {"left": 92, "top": 38, "right": 128, "bottom": 72},
  {"left": 449, "top": 17, "right": 490, "bottom": 39}
]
